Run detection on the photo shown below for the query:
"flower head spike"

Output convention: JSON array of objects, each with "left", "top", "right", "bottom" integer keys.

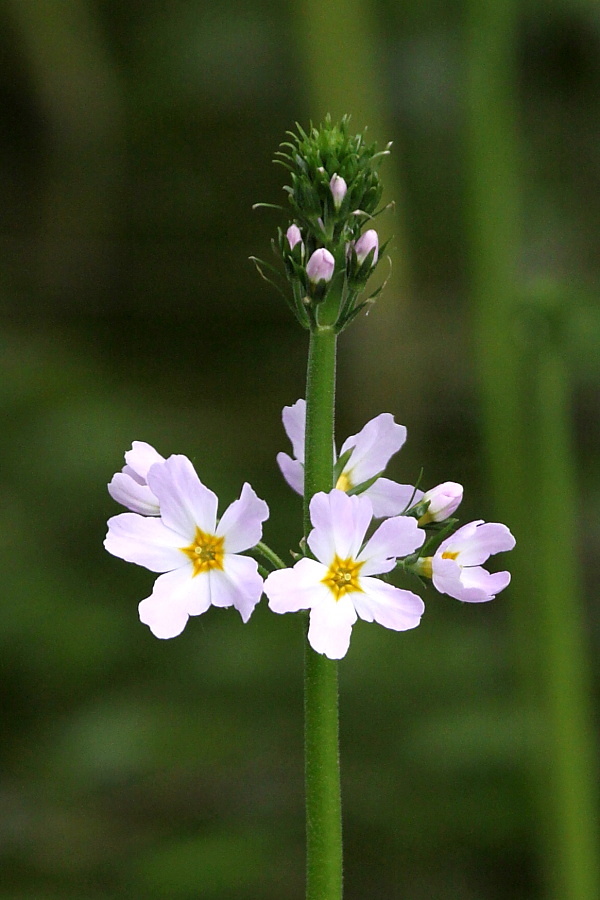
[
  {"left": 276, "top": 399, "right": 416, "bottom": 516},
  {"left": 108, "top": 441, "right": 165, "bottom": 515},
  {"left": 264, "top": 490, "right": 425, "bottom": 659},
  {"left": 417, "top": 520, "right": 515, "bottom": 603},
  {"left": 105, "top": 454, "right": 269, "bottom": 638}
]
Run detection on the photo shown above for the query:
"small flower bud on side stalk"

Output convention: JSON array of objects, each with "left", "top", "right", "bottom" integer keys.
[
  {"left": 329, "top": 173, "right": 347, "bottom": 210},
  {"left": 355, "top": 229, "right": 379, "bottom": 266},
  {"left": 347, "top": 228, "right": 379, "bottom": 289},
  {"left": 416, "top": 482, "right": 463, "bottom": 525},
  {"left": 286, "top": 224, "right": 303, "bottom": 252},
  {"left": 306, "top": 247, "right": 335, "bottom": 301}
]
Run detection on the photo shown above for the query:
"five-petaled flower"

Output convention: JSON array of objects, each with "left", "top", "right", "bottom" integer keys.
[
  {"left": 105, "top": 454, "right": 269, "bottom": 638},
  {"left": 417, "top": 520, "right": 515, "bottom": 603},
  {"left": 276, "top": 399, "right": 415, "bottom": 517},
  {"left": 263, "top": 489, "right": 426, "bottom": 659}
]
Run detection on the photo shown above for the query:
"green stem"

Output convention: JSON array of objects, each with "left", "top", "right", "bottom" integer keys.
[
  {"left": 254, "top": 540, "right": 287, "bottom": 571},
  {"left": 303, "top": 324, "right": 343, "bottom": 900}
]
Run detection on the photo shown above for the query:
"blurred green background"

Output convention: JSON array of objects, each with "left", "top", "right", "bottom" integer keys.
[{"left": 1, "top": 1, "right": 599, "bottom": 898}]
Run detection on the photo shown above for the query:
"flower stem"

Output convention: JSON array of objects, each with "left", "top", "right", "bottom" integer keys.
[
  {"left": 303, "top": 324, "right": 343, "bottom": 900},
  {"left": 254, "top": 540, "right": 287, "bottom": 571}
]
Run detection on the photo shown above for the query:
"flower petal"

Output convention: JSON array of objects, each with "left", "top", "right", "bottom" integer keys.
[
  {"left": 282, "top": 399, "right": 306, "bottom": 461},
  {"left": 264, "top": 557, "right": 329, "bottom": 613},
  {"left": 276, "top": 452, "right": 304, "bottom": 495},
  {"left": 307, "top": 490, "right": 372, "bottom": 563},
  {"left": 147, "top": 454, "right": 218, "bottom": 539},
  {"left": 307, "top": 594, "right": 357, "bottom": 659},
  {"left": 359, "top": 516, "right": 425, "bottom": 575},
  {"left": 354, "top": 577, "right": 425, "bottom": 631},
  {"left": 364, "top": 479, "right": 420, "bottom": 518},
  {"left": 216, "top": 483, "right": 269, "bottom": 553},
  {"left": 138, "top": 586, "right": 190, "bottom": 639},
  {"left": 339, "top": 414, "right": 406, "bottom": 486},
  {"left": 459, "top": 565, "right": 511, "bottom": 602},
  {"left": 125, "top": 441, "right": 165, "bottom": 480},
  {"left": 104, "top": 513, "right": 188, "bottom": 572},
  {"left": 108, "top": 472, "right": 160, "bottom": 516},
  {"left": 431, "top": 556, "right": 508, "bottom": 602},
  {"left": 457, "top": 522, "right": 516, "bottom": 565},
  {"left": 147, "top": 566, "right": 212, "bottom": 616},
  {"left": 439, "top": 520, "right": 515, "bottom": 566},
  {"left": 209, "top": 554, "right": 265, "bottom": 622}
]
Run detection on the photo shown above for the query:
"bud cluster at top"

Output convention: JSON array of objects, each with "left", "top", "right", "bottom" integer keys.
[{"left": 268, "top": 116, "right": 391, "bottom": 332}]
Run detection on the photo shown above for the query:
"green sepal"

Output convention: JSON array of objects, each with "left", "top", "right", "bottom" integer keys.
[
  {"left": 332, "top": 447, "right": 353, "bottom": 484},
  {"left": 346, "top": 469, "right": 385, "bottom": 496}
]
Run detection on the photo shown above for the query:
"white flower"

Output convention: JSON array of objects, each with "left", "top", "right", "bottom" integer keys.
[
  {"left": 107, "top": 441, "right": 165, "bottom": 515},
  {"left": 105, "top": 454, "right": 269, "bottom": 638},
  {"left": 264, "top": 490, "right": 425, "bottom": 659},
  {"left": 276, "top": 399, "right": 415, "bottom": 517}
]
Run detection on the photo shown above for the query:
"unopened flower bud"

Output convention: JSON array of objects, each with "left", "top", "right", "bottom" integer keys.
[
  {"left": 418, "top": 482, "right": 463, "bottom": 525},
  {"left": 355, "top": 229, "right": 379, "bottom": 266},
  {"left": 306, "top": 248, "right": 335, "bottom": 286},
  {"left": 286, "top": 224, "right": 303, "bottom": 250},
  {"left": 329, "top": 173, "right": 347, "bottom": 210}
]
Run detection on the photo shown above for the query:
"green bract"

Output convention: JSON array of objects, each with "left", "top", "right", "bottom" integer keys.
[{"left": 276, "top": 115, "right": 387, "bottom": 246}]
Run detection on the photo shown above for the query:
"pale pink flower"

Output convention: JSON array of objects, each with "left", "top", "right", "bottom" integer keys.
[
  {"left": 276, "top": 399, "right": 415, "bottom": 517},
  {"left": 264, "top": 490, "right": 425, "bottom": 659},
  {"left": 105, "top": 454, "right": 269, "bottom": 638},
  {"left": 419, "top": 520, "right": 515, "bottom": 603}
]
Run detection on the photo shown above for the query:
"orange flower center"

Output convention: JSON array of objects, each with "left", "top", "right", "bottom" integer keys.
[
  {"left": 181, "top": 527, "right": 225, "bottom": 576},
  {"left": 321, "top": 554, "right": 364, "bottom": 600}
]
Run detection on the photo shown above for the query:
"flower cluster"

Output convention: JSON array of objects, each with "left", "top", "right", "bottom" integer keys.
[
  {"left": 257, "top": 117, "right": 390, "bottom": 332},
  {"left": 105, "top": 405, "right": 515, "bottom": 658}
]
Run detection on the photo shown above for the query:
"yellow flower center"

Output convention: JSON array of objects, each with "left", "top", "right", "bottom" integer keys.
[
  {"left": 180, "top": 527, "right": 225, "bottom": 576},
  {"left": 441, "top": 550, "right": 459, "bottom": 561},
  {"left": 321, "top": 554, "right": 364, "bottom": 600},
  {"left": 335, "top": 471, "right": 353, "bottom": 492}
]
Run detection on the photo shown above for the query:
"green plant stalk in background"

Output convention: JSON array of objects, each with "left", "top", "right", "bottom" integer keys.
[
  {"left": 303, "top": 323, "right": 343, "bottom": 900},
  {"left": 531, "top": 328, "right": 600, "bottom": 899},
  {"left": 466, "top": 1, "right": 600, "bottom": 897}
]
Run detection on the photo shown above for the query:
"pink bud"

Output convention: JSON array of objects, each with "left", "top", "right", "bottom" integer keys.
[
  {"left": 329, "top": 173, "right": 347, "bottom": 210},
  {"left": 286, "top": 224, "right": 303, "bottom": 250},
  {"left": 421, "top": 482, "right": 463, "bottom": 522},
  {"left": 306, "top": 248, "right": 335, "bottom": 285},
  {"left": 354, "top": 229, "right": 379, "bottom": 266}
]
